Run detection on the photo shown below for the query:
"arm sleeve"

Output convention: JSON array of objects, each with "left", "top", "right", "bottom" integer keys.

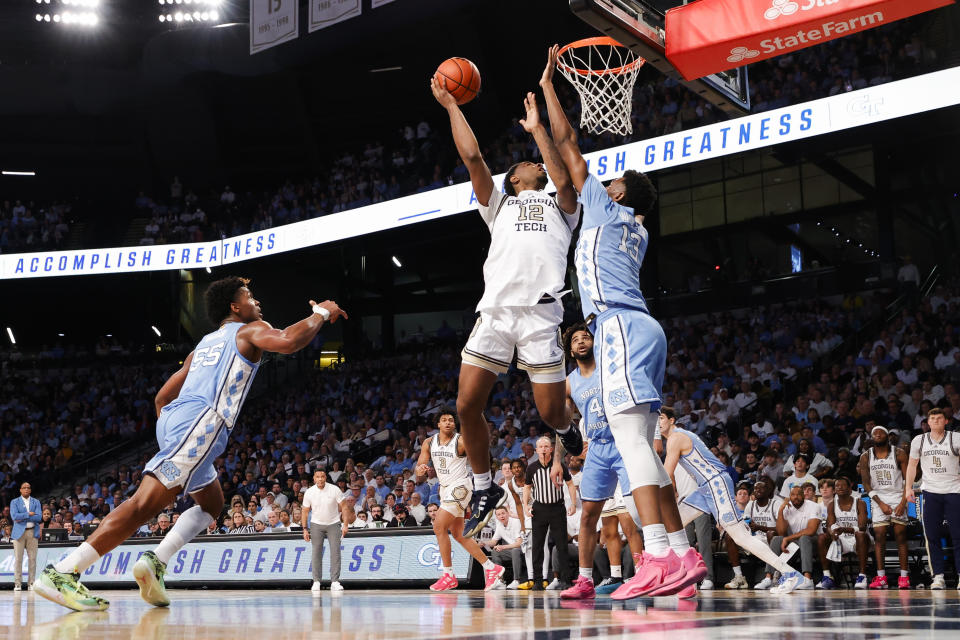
[
  {"left": 578, "top": 174, "right": 618, "bottom": 227},
  {"left": 477, "top": 188, "right": 508, "bottom": 229}
]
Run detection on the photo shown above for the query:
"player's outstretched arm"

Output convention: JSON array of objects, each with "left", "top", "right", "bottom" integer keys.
[
  {"left": 519, "top": 92, "right": 578, "bottom": 214},
  {"left": 155, "top": 351, "right": 195, "bottom": 417},
  {"left": 242, "top": 300, "right": 347, "bottom": 355},
  {"left": 430, "top": 76, "right": 494, "bottom": 206},
  {"left": 539, "top": 45, "right": 588, "bottom": 191}
]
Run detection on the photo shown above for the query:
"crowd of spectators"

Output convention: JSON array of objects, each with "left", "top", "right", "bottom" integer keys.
[
  {"left": 0, "top": 199, "right": 73, "bottom": 254},
  {"left": 3, "top": 280, "right": 956, "bottom": 555},
  {"left": 131, "top": 19, "right": 945, "bottom": 249},
  {"left": 0, "top": 20, "right": 946, "bottom": 256}
]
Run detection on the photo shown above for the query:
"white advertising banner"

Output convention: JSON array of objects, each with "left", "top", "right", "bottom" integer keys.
[
  {"left": 0, "top": 532, "right": 471, "bottom": 584},
  {"left": 2, "top": 66, "right": 959, "bottom": 279},
  {"left": 308, "top": 0, "right": 361, "bottom": 33},
  {"left": 250, "top": 0, "right": 299, "bottom": 55}
]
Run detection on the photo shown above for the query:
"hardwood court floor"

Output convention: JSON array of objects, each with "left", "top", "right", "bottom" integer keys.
[{"left": 3, "top": 588, "right": 960, "bottom": 640}]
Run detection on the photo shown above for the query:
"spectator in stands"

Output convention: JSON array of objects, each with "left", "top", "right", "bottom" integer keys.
[
  {"left": 387, "top": 504, "right": 417, "bottom": 528},
  {"left": 780, "top": 454, "right": 816, "bottom": 498},
  {"left": 484, "top": 506, "right": 524, "bottom": 588},
  {"left": 228, "top": 512, "right": 253, "bottom": 534},
  {"left": 756, "top": 485, "right": 820, "bottom": 590}
]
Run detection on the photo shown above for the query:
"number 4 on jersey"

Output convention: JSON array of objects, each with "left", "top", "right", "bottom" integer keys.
[{"left": 588, "top": 396, "right": 603, "bottom": 418}]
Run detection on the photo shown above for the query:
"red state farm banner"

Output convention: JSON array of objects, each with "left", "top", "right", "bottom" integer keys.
[{"left": 665, "top": 0, "right": 955, "bottom": 81}]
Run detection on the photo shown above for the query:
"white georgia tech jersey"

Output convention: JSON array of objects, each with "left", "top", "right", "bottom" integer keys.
[
  {"left": 475, "top": 187, "right": 580, "bottom": 312},
  {"left": 430, "top": 433, "right": 469, "bottom": 488}
]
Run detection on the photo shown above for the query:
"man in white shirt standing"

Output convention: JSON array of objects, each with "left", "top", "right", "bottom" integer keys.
[
  {"left": 905, "top": 408, "right": 960, "bottom": 590},
  {"left": 302, "top": 470, "right": 355, "bottom": 593},
  {"left": 484, "top": 506, "right": 524, "bottom": 588}
]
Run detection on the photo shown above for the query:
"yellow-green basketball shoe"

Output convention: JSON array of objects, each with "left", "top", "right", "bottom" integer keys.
[
  {"left": 33, "top": 564, "right": 110, "bottom": 612},
  {"left": 133, "top": 551, "right": 171, "bottom": 607}
]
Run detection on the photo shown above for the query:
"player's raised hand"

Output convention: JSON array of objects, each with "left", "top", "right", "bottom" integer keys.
[
  {"left": 540, "top": 44, "right": 559, "bottom": 87},
  {"left": 429, "top": 75, "right": 458, "bottom": 109},
  {"left": 519, "top": 92, "right": 541, "bottom": 133}
]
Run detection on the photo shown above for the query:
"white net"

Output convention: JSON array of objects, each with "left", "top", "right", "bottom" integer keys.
[{"left": 556, "top": 38, "right": 643, "bottom": 136}]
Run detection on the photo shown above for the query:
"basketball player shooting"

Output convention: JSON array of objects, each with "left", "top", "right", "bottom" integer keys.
[
  {"left": 537, "top": 45, "right": 701, "bottom": 598},
  {"left": 34, "top": 277, "right": 346, "bottom": 611},
  {"left": 415, "top": 410, "right": 506, "bottom": 592},
  {"left": 429, "top": 75, "right": 585, "bottom": 538}
]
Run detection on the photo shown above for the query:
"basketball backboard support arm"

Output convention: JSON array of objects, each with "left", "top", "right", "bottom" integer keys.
[{"left": 570, "top": 0, "right": 751, "bottom": 115}]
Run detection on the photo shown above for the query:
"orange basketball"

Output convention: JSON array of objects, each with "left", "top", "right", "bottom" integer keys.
[{"left": 435, "top": 57, "right": 481, "bottom": 105}]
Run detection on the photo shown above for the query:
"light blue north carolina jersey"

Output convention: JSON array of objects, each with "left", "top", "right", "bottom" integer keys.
[
  {"left": 674, "top": 427, "right": 742, "bottom": 526},
  {"left": 574, "top": 174, "right": 650, "bottom": 319},
  {"left": 568, "top": 367, "right": 611, "bottom": 441},
  {"left": 169, "top": 322, "right": 259, "bottom": 429},
  {"left": 674, "top": 427, "right": 727, "bottom": 486}
]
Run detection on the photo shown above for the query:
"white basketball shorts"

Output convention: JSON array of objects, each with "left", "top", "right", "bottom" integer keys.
[{"left": 461, "top": 302, "right": 565, "bottom": 383}]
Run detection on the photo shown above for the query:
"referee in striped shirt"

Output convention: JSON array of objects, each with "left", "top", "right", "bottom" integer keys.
[{"left": 523, "top": 436, "right": 575, "bottom": 590}]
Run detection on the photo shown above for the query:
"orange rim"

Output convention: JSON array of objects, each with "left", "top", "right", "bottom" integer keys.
[{"left": 557, "top": 36, "right": 645, "bottom": 77}]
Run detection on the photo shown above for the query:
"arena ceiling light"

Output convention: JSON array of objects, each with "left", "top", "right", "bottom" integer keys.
[
  {"left": 151, "top": 325, "right": 162, "bottom": 337},
  {"left": 6, "top": 328, "right": 15, "bottom": 345},
  {"left": 35, "top": 0, "right": 101, "bottom": 27},
  {"left": 391, "top": 256, "right": 402, "bottom": 268},
  {"left": 2, "top": 170, "right": 36, "bottom": 176},
  {"left": 158, "top": 0, "right": 224, "bottom": 24}
]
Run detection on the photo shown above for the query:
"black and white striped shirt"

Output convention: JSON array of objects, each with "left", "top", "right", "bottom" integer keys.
[{"left": 525, "top": 457, "right": 571, "bottom": 505}]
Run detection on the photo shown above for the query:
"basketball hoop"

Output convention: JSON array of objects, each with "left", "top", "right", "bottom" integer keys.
[{"left": 556, "top": 37, "right": 644, "bottom": 136}]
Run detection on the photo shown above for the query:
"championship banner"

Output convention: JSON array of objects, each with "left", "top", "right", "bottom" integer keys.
[
  {"left": 665, "top": 0, "right": 955, "bottom": 80},
  {"left": 0, "top": 532, "right": 471, "bottom": 585},
  {"left": 2, "top": 65, "right": 960, "bottom": 279},
  {"left": 308, "top": 0, "right": 361, "bottom": 33},
  {"left": 250, "top": 0, "right": 299, "bottom": 55}
]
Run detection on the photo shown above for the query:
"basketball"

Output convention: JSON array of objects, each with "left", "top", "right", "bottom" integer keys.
[{"left": 435, "top": 57, "right": 481, "bottom": 105}]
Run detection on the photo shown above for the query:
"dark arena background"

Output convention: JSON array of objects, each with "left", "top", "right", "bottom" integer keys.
[{"left": 2, "top": 1, "right": 960, "bottom": 638}]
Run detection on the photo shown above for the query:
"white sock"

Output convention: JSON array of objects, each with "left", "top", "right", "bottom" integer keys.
[
  {"left": 667, "top": 530, "right": 691, "bottom": 554},
  {"left": 443, "top": 566, "right": 453, "bottom": 576},
  {"left": 732, "top": 565, "right": 743, "bottom": 577},
  {"left": 642, "top": 524, "right": 669, "bottom": 557},
  {"left": 555, "top": 425, "right": 570, "bottom": 435},
  {"left": 877, "top": 569, "right": 885, "bottom": 577},
  {"left": 54, "top": 542, "right": 101, "bottom": 575},
  {"left": 610, "top": 565, "right": 622, "bottom": 578},
  {"left": 858, "top": 573, "right": 866, "bottom": 578},
  {"left": 823, "top": 570, "right": 832, "bottom": 578},
  {"left": 473, "top": 471, "right": 492, "bottom": 491},
  {"left": 482, "top": 559, "right": 495, "bottom": 571},
  {"left": 579, "top": 567, "right": 593, "bottom": 580},
  {"left": 155, "top": 506, "right": 214, "bottom": 565},
  {"left": 901, "top": 570, "right": 909, "bottom": 577}
]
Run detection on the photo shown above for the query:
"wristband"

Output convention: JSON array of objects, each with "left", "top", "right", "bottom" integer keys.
[
  {"left": 653, "top": 421, "right": 662, "bottom": 441},
  {"left": 868, "top": 490, "right": 878, "bottom": 499},
  {"left": 312, "top": 304, "right": 331, "bottom": 321}
]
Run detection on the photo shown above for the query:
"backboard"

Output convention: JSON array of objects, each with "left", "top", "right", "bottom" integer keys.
[{"left": 570, "top": 0, "right": 751, "bottom": 114}]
